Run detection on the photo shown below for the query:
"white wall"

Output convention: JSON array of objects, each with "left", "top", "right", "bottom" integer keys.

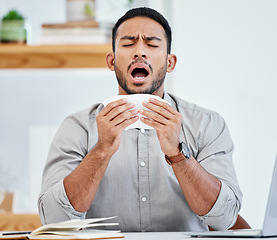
[
  {"left": 169, "top": 0, "right": 277, "bottom": 229},
  {"left": 0, "top": 0, "right": 276, "bottom": 230},
  {"left": 0, "top": 69, "right": 117, "bottom": 212}
]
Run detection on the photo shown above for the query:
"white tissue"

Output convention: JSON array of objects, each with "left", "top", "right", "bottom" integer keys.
[{"left": 102, "top": 94, "right": 170, "bottom": 130}]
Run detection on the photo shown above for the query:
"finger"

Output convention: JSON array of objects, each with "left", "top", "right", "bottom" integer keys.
[
  {"left": 112, "top": 109, "right": 139, "bottom": 126},
  {"left": 116, "top": 115, "right": 139, "bottom": 131},
  {"left": 148, "top": 98, "right": 179, "bottom": 116},
  {"left": 139, "top": 109, "right": 168, "bottom": 125},
  {"left": 100, "top": 98, "right": 128, "bottom": 116},
  {"left": 107, "top": 102, "right": 135, "bottom": 121},
  {"left": 142, "top": 102, "right": 172, "bottom": 119},
  {"left": 140, "top": 116, "right": 165, "bottom": 130}
]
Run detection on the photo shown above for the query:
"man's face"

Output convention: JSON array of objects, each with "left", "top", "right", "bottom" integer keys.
[{"left": 108, "top": 17, "right": 176, "bottom": 97}]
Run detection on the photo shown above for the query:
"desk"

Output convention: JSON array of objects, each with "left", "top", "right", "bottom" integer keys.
[
  {"left": 123, "top": 232, "right": 277, "bottom": 240},
  {"left": 0, "top": 215, "right": 275, "bottom": 240},
  {"left": 2, "top": 232, "right": 277, "bottom": 240},
  {"left": 124, "top": 232, "right": 186, "bottom": 239}
]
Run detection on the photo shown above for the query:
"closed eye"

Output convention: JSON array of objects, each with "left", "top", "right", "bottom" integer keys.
[
  {"left": 147, "top": 44, "right": 159, "bottom": 48},
  {"left": 122, "top": 43, "right": 134, "bottom": 47}
]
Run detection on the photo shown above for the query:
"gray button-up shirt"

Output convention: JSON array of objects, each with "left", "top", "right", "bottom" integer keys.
[{"left": 38, "top": 92, "right": 242, "bottom": 232}]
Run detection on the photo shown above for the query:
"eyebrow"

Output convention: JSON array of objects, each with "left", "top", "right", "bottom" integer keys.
[
  {"left": 120, "top": 35, "right": 162, "bottom": 42},
  {"left": 120, "top": 36, "right": 136, "bottom": 41},
  {"left": 144, "top": 36, "right": 162, "bottom": 41}
]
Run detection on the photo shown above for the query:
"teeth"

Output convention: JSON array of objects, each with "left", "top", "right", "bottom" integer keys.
[{"left": 135, "top": 76, "right": 145, "bottom": 79}]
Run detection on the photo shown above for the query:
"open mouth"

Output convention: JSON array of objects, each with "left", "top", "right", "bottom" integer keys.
[{"left": 131, "top": 67, "right": 149, "bottom": 79}]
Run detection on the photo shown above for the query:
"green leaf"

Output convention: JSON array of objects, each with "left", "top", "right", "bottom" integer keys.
[
  {"left": 84, "top": 3, "right": 94, "bottom": 17},
  {"left": 2, "top": 9, "right": 25, "bottom": 21}
]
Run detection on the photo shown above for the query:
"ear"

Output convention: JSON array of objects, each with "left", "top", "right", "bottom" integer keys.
[
  {"left": 106, "top": 52, "right": 115, "bottom": 71},
  {"left": 166, "top": 54, "right": 177, "bottom": 73}
]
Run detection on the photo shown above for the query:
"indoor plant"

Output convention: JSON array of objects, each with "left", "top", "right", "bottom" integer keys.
[{"left": 0, "top": 10, "right": 27, "bottom": 44}]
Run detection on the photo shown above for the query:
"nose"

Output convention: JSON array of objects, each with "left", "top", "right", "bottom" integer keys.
[
  {"left": 134, "top": 53, "right": 146, "bottom": 59},
  {"left": 133, "top": 42, "right": 147, "bottom": 59}
]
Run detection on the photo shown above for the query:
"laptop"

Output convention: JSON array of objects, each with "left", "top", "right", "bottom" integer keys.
[{"left": 186, "top": 154, "right": 277, "bottom": 238}]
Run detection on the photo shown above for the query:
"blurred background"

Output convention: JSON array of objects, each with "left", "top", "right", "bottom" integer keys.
[{"left": 0, "top": 0, "right": 276, "bottom": 229}]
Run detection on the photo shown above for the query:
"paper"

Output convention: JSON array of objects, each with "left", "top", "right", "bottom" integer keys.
[
  {"left": 30, "top": 217, "right": 117, "bottom": 235},
  {"left": 27, "top": 216, "right": 123, "bottom": 239},
  {"left": 102, "top": 94, "right": 170, "bottom": 130}
]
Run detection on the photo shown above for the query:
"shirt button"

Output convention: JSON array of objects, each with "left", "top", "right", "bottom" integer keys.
[
  {"left": 140, "top": 128, "right": 145, "bottom": 134},
  {"left": 140, "top": 161, "right": 146, "bottom": 167},
  {"left": 141, "top": 197, "right": 147, "bottom": 202}
]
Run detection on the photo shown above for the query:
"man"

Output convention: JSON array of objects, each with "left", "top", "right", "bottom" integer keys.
[{"left": 38, "top": 7, "right": 242, "bottom": 232}]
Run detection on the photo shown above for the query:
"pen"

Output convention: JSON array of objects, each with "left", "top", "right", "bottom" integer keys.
[{"left": 2, "top": 231, "right": 31, "bottom": 235}]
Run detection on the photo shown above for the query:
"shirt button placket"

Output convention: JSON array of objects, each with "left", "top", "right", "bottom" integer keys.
[{"left": 137, "top": 129, "right": 151, "bottom": 231}]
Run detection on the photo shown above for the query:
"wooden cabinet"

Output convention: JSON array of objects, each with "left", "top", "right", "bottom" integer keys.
[
  {"left": 0, "top": 214, "right": 41, "bottom": 231},
  {"left": 0, "top": 44, "right": 111, "bottom": 69}
]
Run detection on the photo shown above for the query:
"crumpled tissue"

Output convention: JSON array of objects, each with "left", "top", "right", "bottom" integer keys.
[{"left": 102, "top": 94, "right": 170, "bottom": 130}]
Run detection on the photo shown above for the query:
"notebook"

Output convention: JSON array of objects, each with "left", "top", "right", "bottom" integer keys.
[{"left": 186, "top": 154, "right": 277, "bottom": 238}]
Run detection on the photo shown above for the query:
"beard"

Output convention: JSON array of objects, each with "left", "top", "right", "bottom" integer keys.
[{"left": 114, "top": 63, "right": 167, "bottom": 95}]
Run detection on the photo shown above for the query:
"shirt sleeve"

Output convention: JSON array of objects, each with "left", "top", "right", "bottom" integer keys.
[
  {"left": 38, "top": 180, "right": 85, "bottom": 225},
  {"left": 38, "top": 114, "right": 88, "bottom": 225},
  {"left": 196, "top": 112, "right": 242, "bottom": 230}
]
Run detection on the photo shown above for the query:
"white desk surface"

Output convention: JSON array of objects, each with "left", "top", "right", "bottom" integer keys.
[
  {"left": 123, "top": 232, "right": 185, "bottom": 240},
  {"left": 123, "top": 232, "right": 277, "bottom": 240}
]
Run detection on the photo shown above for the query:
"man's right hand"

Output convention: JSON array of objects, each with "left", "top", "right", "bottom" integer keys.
[
  {"left": 95, "top": 98, "right": 139, "bottom": 156},
  {"left": 64, "top": 98, "right": 138, "bottom": 213}
]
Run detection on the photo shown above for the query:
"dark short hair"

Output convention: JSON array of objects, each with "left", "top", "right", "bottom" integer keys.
[{"left": 112, "top": 7, "right": 172, "bottom": 54}]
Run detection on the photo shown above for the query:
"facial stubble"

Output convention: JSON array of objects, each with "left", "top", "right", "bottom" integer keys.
[{"left": 114, "top": 61, "right": 168, "bottom": 95}]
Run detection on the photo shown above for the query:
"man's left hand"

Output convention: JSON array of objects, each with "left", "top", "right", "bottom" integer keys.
[{"left": 139, "top": 97, "right": 182, "bottom": 157}]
